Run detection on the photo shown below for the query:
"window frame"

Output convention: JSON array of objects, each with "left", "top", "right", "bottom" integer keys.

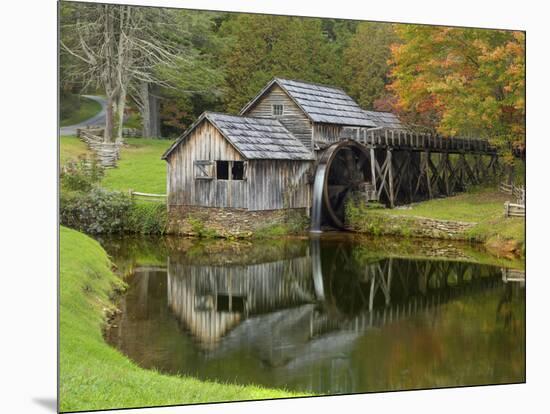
[
  {"left": 193, "top": 160, "right": 214, "bottom": 180},
  {"left": 215, "top": 160, "right": 230, "bottom": 180},
  {"left": 214, "top": 160, "right": 247, "bottom": 181},
  {"left": 272, "top": 104, "right": 284, "bottom": 116},
  {"left": 231, "top": 161, "right": 245, "bottom": 181}
]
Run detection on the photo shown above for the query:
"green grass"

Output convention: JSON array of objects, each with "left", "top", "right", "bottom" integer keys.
[
  {"left": 59, "top": 136, "right": 172, "bottom": 194},
  {"left": 379, "top": 187, "right": 525, "bottom": 248},
  {"left": 102, "top": 138, "right": 172, "bottom": 194},
  {"left": 60, "top": 96, "right": 102, "bottom": 127},
  {"left": 60, "top": 136, "right": 91, "bottom": 164},
  {"left": 379, "top": 186, "right": 510, "bottom": 222},
  {"left": 348, "top": 186, "right": 525, "bottom": 256},
  {"left": 60, "top": 226, "right": 301, "bottom": 412}
]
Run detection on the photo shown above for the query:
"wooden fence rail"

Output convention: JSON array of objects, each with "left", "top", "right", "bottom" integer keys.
[
  {"left": 129, "top": 190, "right": 167, "bottom": 202},
  {"left": 500, "top": 181, "right": 525, "bottom": 216},
  {"left": 499, "top": 182, "right": 525, "bottom": 203},
  {"left": 501, "top": 268, "right": 526, "bottom": 283},
  {"left": 504, "top": 201, "right": 525, "bottom": 218},
  {"left": 499, "top": 182, "right": 514, "bottom": 194},
  {"left": 76, "top": 126, "right": 140, "bottom": 138},
  {"left": 343, "top": 127, "right": 497, "bottom": 154},
  {"left": 77, "top": 129, "right": 123, "bottom": 168},
  {"left": 513, "top": 187, "right": 526, "bottom": 205}
]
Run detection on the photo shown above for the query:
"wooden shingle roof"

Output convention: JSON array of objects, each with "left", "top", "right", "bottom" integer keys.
[
  {"left": 241, "top": 78, "right": 377, "bottom": 128},
  {"left": 361, "top": 110, "right": 404, "bottom": 129},
  {"left": 162, "top": 112, "right": 314, "bottom": 161}
]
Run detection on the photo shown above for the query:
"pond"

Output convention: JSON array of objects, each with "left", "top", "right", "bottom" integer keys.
[{"left": 102, "top": 234, "right": 525, "bottom": 395}]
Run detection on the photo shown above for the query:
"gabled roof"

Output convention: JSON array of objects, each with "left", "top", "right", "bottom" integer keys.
[
  {"left": 240, "top": 78, "right": 377, "bottom": 128},
  {"left": 162, "top": 112, "right": 314, "bottom": 161},
  {"left": 362, "top": 110, "right": 404, "bottom": 129}
]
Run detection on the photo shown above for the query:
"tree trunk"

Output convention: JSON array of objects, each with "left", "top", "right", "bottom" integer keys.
[
  {"left": 507, "top": 162, "right": 514, "bottom": 185},
  {"left": 116, "top": 87, "right": 127, "bottom": 142},
  {"left": 103, "top": 5, "right": 116, "bottom": 143},
  {"left": 139, "top": 82, "right": 161, "bottom": 138},
  {"left": 104, "top": 93, "right": 115, "bottom": 142},
  {"left": 149, "top": 85, "right": 161, "bottom": 138},
  {"left": 140, "top": 81, "right": 152, "bottom": 138}
]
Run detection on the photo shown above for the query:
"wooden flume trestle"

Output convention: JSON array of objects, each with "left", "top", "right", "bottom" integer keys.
[{"left": 316, "top": 128, "right": 502, "bottom": 227}]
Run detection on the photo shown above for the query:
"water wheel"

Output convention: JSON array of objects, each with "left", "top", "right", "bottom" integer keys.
[{"left": 314, "top": 140, "right": 371, "bottom": 229}]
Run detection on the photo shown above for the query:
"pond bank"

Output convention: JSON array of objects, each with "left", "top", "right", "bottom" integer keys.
[
  {"left": 59, "top": 226, "right": 301, "bottom": 412},
  {"left": 346, "top": 186, "right": 525, "bottom": 259}
]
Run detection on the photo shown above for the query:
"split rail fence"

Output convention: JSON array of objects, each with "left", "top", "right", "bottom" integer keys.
[
  {"left": 504, "top": 201, "right": 525, "bottom": 218},
  {"left": 499, "top": 182, "right": 525, "bottom": 217},
  {"left": 76, "top": 126, "right": 141, "bottom": 168},
  {"left": 76, "top": 127, "right": 122, "bottom": 168}
]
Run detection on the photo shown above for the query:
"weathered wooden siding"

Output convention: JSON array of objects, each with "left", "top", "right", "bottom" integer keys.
[
  {"left": 248, "top": 160, "right": 312, "bottom": 211},
  {"left": 312, "top": 123, "right": 343, "bottom": 145},
  {"left": 167, "top": 118, "right": 313, "bottom": 211},
  {"left": 167, "top": 121, "right": 248, "bottom": 208},
  {"left": 243, "top": 85, "right": 313, "bottom": 150}
]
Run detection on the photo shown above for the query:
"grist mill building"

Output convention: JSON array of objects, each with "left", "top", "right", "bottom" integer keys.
[{"left": 161, "top": 77, "right": 403, "bottom": 234}]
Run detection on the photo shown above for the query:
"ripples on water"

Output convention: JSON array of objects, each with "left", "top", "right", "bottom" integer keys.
[{"left": 103, "top": 235, "right": 525, "bottom": 395}]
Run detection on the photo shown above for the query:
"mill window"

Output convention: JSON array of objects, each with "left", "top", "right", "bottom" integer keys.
[
  {"left": 216, "top": 161, "right": 229, "bottom": 180},
  {"left": 193, "top": 160, "right": 214, "bottom": 179},
  {"left": 232, "top": 161, "right": 244, "bottom": 180},
  {"left": 216, "top": 161, "right": 246, "bottom": 181},
  {"left": 272, "top": 104, "right": 284, "bottom": 116}
]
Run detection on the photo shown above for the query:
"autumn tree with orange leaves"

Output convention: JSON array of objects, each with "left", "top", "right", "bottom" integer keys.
[{"left": 389, "top": 26, "right": 525, "bottom": 163}]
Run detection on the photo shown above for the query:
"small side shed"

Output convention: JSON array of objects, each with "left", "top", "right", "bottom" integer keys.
[{"left": 162, "top": 112, "right": 314, "bottom": 211}]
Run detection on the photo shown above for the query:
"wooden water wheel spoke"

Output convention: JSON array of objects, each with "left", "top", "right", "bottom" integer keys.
[
  {"left": 357, "top": 152, "right": 368, "bottom": 171},
  {"left": 343, "top": 148, "right": 356, "bottom": 171},
  {"left": 328, "top": 184, "right": 350, "bottom": 197},
  {"left": 314, "top": 141, "right": 371, "bottom": 228}
]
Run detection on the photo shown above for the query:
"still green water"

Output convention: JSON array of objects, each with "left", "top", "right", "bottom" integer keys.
[{"left": 103, "top": 234, "right": 525, "bottom": 395}]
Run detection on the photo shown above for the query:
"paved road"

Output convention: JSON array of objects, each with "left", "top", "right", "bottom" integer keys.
[{"left": 60, "top": 95, "right": 107, "bottom": 136}]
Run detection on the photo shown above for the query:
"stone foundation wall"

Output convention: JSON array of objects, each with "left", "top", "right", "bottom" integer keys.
[
  {"left": 348, "top": 212, "right": 476, "bottom": 240},
  {"left": 167, "top": 205, "right": 309, "bottom": 237},
  {"left": 403, "top": 216, "right": 476, "bottom": 239}
]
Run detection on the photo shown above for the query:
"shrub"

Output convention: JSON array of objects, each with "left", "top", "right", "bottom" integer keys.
[
  {"left": 60, "top": 157, "right": 104, "bottom": 193},
  {"left": 345, "top": 197, "right": 365, "bottom": 229},
  {"left": 283, "top": 209, "right": 309, "bottom": 234},
  {"left": 60, "top": 91, "right": 81, "bottom": 120},
  {"left": 187, "top": 215, "right": 219, "bottom": 238},
  {"left": 127, "top": 202, "right": 167, "bottom": 234},
  {"left": 60, "top": 188, "right": 132, "bottom": 234},
  {"left": 253, "top": 224, "right": 288, "bottom": 239}
]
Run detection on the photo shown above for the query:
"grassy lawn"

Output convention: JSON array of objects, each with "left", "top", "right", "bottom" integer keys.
[
  {"left": 102, "top": 138, "right": 172, "bottom": 194},
  {"left": 381, "top": 186, "right": 510, "bottom": 222},
  {"left": 360, "top": 186, "right": 525, "bottom": 255},
  {"left": 60, "top": 136, "right": 172, "bottom": 194},
  {"left": 60, "top": 136, "right": 91, "bottom": 164},
  {"left": 60, "top": 96, "right": 102, "bottom": 127},
  {"left": 60, "top": 226, "right": 300, "bottom": 412}
]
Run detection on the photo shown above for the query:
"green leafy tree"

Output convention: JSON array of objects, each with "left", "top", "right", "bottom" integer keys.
[
  {"left": 220, "top": 14, "right": 339, "bottom": 113},
  {"left": 135, "top": 9, "right": 226, "bottom": 136},
  {"left": 341, "top": 22, "right": 397, "bottom": 109}
]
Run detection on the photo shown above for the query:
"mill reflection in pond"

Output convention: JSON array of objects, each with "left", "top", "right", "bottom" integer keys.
[{"left": 106, "top": 237, "right": 525, "bottom": 394}]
